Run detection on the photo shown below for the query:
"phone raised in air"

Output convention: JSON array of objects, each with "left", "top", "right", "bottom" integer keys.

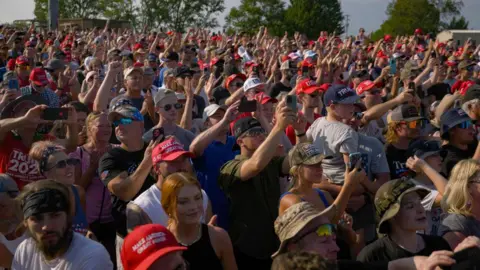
[
  {"left": 8, "top": 79, "right": 19, "bottom": 91},
  {"left": 42, "top": 108, "right": 69, "bottom": 121},
  {"left": 238, "top": 97, "right": 257, "bottom": 113},
  {"left": 389, "top": 58, "right": 397, "bottom": 75},
  {"left": 152, "top": 127, "right": 165, "bottom": 143},
  {"left": 286, "top": 95, "right": 297, "bottom": 112},
  {"left": 348, "top": 152, "right": 362, "bottom": 170}
]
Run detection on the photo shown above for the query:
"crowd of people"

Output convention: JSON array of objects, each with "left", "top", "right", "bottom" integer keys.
[{"left": 1, "top": 21, "right": 480, "bottom": 269}]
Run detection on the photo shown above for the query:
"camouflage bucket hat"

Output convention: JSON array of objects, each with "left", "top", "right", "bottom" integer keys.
[
  {"left": 273, "top": 202, "right": 336, "bottom": 258},
  {"left": 375, "top": 178, "right": 429, "bottom": 235},
  {"left": 288, "top": 143, "right": 326, "bottom": 167}
]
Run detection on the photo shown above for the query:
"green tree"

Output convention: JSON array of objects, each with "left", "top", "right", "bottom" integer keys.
[
  {"left": 371, "top": 0, "right": 465, "bottom": 40},
  {"left": 138, "top": 0, "right": 225, "bottom": 32},
  {"left": 34, "top": 0, "right": 101, "bottom": 20},
  {"left": 442, "top": 16, "right": 469, "bottom": 30},
  {"left": 284, "top": 0, "right": 344, "bottom": 39},
  {"left": 100, "top": 0, "right": 137, "bottom": 22},
  {"left": 224, "top": 0, "right": 286, "bottom": 36}
]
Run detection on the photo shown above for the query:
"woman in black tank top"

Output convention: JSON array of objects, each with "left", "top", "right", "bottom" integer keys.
[{"left": 162, "top": 172, "right": 237, "bottom": 270}]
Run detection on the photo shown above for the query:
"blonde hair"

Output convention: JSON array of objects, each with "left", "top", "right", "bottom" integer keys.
[
  {"left": 385, "top": 121, "right": 401, "bottom": 145},
  {"left": 84, "top": 111, "right": 108, "bottom": 142},
  {"left": 29, "top": 141, "right": 65, "bottom": 163},
  {"left": 87, "top": 57, "right": 102, "bottom": 71},
  {"left": 441, "top": 159, "right": 480, "bottom": 216},
  {"left": 161, "top": 172, "right": 202, "bottom": 223}
]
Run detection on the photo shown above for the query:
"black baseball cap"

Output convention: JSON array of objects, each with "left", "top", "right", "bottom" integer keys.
[
  {"left": 406, "top": 139, "right": 442, "bottom": 159},
  {"left": 323, "top": 85, "right": 360, "bottom": 107},
  {"left": 440, "top": 108, "right": 471, "bottom": 138},
  {"left": 234, "top": 117, "right": 263, "bottom": 138},
  {"left": 174, "top": 66, "right": 194, "bottom": 78},
  {"left": 161, "top": 51, "right": 179, "bottom": 62},
  {"left": 387, "top": 104, "right": 423, "bottom": 123}
]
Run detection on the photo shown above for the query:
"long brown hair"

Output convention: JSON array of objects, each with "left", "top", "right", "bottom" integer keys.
[{"left": 161, "top": 172, "right": 202, "bottom": 223}]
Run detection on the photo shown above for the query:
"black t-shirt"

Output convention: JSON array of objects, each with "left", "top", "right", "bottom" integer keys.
[
  {"left": 357, "top": 234, "right": 451, "bottom": 263},
  {"left": 441, "top": 142, "right": 476, "bottom": 178},
  {"left": 269, "top": 82, "right": 292, "bottom": 99},
  {"left": 99, "top": 145, "right": 156, "bottom": 238},
  {"left": 385, "top": 144, "right": 409, "bottom": 180}
]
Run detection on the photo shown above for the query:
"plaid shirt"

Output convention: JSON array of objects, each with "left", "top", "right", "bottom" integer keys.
[{"left": 20, "top": 85, "right": 60, "bottom": 108}]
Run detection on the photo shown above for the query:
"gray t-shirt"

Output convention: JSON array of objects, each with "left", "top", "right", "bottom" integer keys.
[
  {"left": 438, "top": 213, "right": 480, "bottom": 238},
  {"left": 306, "top": 117, "right": 359, "bottom": 184},
  {"left": 143, "top": 125, "right": 195, "bottom": 150},
  {"left": 411, "top": 179, "right": 443, "bottom": 236},
  {"left": 12, "top": 233, "right": 113, "bottom": 270},
  {"left": 358, "top": 134, "right": 390, "bottom": 181}
]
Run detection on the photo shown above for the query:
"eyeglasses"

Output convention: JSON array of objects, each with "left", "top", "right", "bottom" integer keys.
[
  {"left": 46, "top": 158, "right": 80, "bottom": 171},
  {"left": 457, "top": 120, "right": 473, "bottom": 129},
  {"left": 161, "top": 103, "right": 183, "bottom": 112},
  {"left": 113, "top": 118, "right": 133, "bottom": 127},
  {"left": 400, "top": 119, "right": 423, "bottom": 129},
  {"left": 234, "top": 82, "right": 244, "bottom": 88}
]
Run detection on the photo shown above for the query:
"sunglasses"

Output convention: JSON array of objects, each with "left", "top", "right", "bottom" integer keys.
[
  {"left": 294, "top": 224, "right": 336, "bottom": 243},
  {"left": 113, "top": 118, "right": 133, "bottom": 127},
  {"left": 400, "top": 119, "right": 423, "bottom": 129},
  {"left": 46, "top": 158, "right": 80, "bottom": 171},
  {"left": 457, "top": 120, "right": 473, "bottom": 129},
  {"left": 161, "top": 103, "right": 183, "bottom": 112},
  {"left": 234, "top": 82, "right": 244, "bottom": 88}
]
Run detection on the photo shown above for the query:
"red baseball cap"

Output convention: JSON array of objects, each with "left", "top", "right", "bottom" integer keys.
[
  {"left": 356, "top": 80, "right": 376, "bottom": 96},
  {"left": 416, "top": 45, "right": 426, "bottom": 52},
  {"left": 225, "top": 73, "right": 247, "bottom": 88},
  {"left": 121, "top": 224, "right": 187, "bottom": 270},
  {"left": 151, "top": 138, "right": 193, "bottom": 165},
  {"left": 15, "top": 56, "right": 29, "bottom": 66},
  {"left": 133, "top": 43, "right": 143, "bottom": 51},
  {"left": 234, "top": 53, "right": 241, "bottom": 60},
  {"left": 255, "top": 92, "right": 277, "bottom": 105},
  {"left": 166, "top": 31, "right": 174, "bottom": 36},
  {"left": 415, "top": 28, "right": 423, "bottom": 35},
  {"left": 297, "top": 79, "right": 322, "bottom": 95},
  {"left": 45, "top": 39, "right": 53, "bottom": 46},
  {"left": 384, "top": 35, "right": 392, "bottom": 42},
  {"left": 133, "top": 62, "right": 144, "bottom": 67},
  {"left": 210, "top": 57, "right": 220, "bottom": 67},
  {"left": 319, "top": 83, "right": 331, "bottom": 92},
  {"left": 301, "top": 59, "right": 315, "bottom": 68},
  {"left": 377, "top": 51, "right": 388, "bottom": 59},
  {"left": 29, "top": 68, "right": 49, "bottom": 87},
  {"left": 7, "top": 59, "right": 15, "bottom": 71}
]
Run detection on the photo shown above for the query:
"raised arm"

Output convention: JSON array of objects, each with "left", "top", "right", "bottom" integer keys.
[
  {"left": 93, "top": 61, "right": 122, "bottom": 112},
  {"left": 361, "top": 90, "right": 413, "bottom": 124},
  {"left": 238, "top": 100, "right": 294, "bottom": 181},
  {"left": 190, "top": 102, "right": 239, "bottom": 157}
]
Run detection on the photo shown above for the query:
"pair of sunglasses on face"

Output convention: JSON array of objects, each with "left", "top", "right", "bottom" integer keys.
[
  {"left": 400, "top": 119, "right": 424, "bottom": 129},
  {"left": 46, "top": 158, "right": 80, "bottom": 171},
  {"left": 161, "top": 103, "right": 183, "bottom": 112},
  {"left": 294, "top": 224, "right": 336, "bottom": 243},
  {"left": 457, "top": 120, "right": 473, "bottom": 129}
]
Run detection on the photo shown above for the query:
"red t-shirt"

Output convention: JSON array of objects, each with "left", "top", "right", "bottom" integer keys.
[
  {"left": 0, "top": 132, "right": 55, "bottom": 190},
  {"left": 285, "top": 113, "right": 321, "bottom": 145}
]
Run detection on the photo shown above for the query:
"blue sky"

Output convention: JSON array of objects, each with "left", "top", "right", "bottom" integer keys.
[{"left": 1, "top": 0, "right": 479, "bottom": 35}]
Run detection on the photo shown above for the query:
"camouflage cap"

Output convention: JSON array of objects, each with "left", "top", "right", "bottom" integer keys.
[
  {"left": 288, "top": 143, "right": 327, "bottom": 167},
  {"left": 272, "top": 202, "right": 336, "bottom": 257},
  {"left": 375, "top": 178, "right": 429, "bottom": 234}
]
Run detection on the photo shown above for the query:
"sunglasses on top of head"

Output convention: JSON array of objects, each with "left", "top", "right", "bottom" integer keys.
[{"left": 161, "top": 103, "right": 183, "bottom": 112}]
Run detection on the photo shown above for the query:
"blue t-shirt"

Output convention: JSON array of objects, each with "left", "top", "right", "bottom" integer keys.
[{"left": 193, "top": 135, "right": 238, "bottom": 229}]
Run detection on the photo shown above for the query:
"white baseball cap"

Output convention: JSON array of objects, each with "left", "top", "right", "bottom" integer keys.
[
  {"left": 243, "top": 77, "right": 265, "bottom": 92},
  {"left": 203, "top": 104, "right": 226, "bottom": 121}
]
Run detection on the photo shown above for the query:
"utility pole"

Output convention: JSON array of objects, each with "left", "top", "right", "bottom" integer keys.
[
  {"left": 48, "top": 0, "right": 59, "bottom": 31},
  {"left": 344, "top": 14, "right": 350, "bottom": 39}
]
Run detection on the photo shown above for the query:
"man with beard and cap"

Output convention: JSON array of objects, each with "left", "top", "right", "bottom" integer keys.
[
  {"left": 126, "top": 137, "right": 211, "bottom": 231},
  {"left": 12, "top": 180, "right": 112, "bottom": 269}
]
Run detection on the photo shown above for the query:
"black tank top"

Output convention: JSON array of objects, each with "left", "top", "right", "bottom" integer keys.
[{"left": 182, "top": 224, "right": 223, "bottom": 270}]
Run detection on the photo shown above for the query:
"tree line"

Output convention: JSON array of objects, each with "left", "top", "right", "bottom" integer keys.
[{"left": 33, "top": 0, "right": 469, "bottom": 38}]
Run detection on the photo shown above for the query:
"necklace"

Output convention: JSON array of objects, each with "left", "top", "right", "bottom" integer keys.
[{"left": 176, "top": 224, "right": 202, "bottom": 247}]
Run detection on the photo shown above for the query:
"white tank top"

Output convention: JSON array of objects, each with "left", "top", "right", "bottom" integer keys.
[{"left": 133, "top": 184, "right": 209, "bottom": 226}]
